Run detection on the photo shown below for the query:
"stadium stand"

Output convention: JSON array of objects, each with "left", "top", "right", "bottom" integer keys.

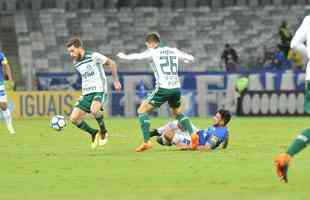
[{"left": 0, "top": 0, "right": 310, "bottom": 88}]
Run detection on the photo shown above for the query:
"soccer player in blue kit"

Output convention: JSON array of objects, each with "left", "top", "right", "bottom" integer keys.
[
  {"left": 0, "top": 51, "right": 15, "bottom": 134},
  {"left": 152, "top": 109, "right": 231, "bottom": 151}
]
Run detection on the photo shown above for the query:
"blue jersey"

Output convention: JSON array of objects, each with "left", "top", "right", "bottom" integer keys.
[
  {"left": 0, "top": 52, "right": 6, "bottom": 85},
  {"left": 197, "top": 125, "right": 229, "bottom": 149}
]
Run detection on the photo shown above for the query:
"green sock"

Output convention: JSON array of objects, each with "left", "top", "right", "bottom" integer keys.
[
  {"left": 286, "top": 129, "right": 310, "bottom": 156},
  {"left": 95, "top": 114, "right": 107, "bottom": 134},
  {"left": 304, "top": 81, "right": 310, "bottom": 113},
  {"left": 76, "top": 121, "right": 98, "bottom": 136},
  {"left": 138, "top": 113, "right": 150, "bottom": 142},
  {"left": 176, "top": 113, "right": 194, "bottom": 135}
]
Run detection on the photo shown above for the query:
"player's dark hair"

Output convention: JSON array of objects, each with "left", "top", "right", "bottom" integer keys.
[
  {"left": 218, "top": 109, "right": 231, "bottom": 126},
  {"left": 66, "top": 37, "right": 83, "bottom": 48},
  {"left": 145, "top": 32, "right": 160, "bottom": 43}
]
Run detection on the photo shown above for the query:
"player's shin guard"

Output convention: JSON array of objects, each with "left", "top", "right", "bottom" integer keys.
[
  {"left": 2, "top": 108, "right": 12, "bottom": 123},
  {"left": 76, "top": 120, "right": 98, "bottom": 136},
  {"left": 286, "top": 129, "right": 310, "bottom": 156},
  {"left": 94, "top": 113, "right": 107, "bottom": 134},
  {"left": 304, "top": 81, "right": 310, "bottom": 113},
  {"left": 138, "top": 113, "right": 150, "bottom": 142},
  {"left": 176, "top": 113, "right": 194, "bottom": 135},
  {"left": 2, "top": 108, "right": 15, "bottom": 133}
]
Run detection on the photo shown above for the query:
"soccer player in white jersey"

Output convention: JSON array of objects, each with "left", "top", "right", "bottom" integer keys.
[
  {"left": 150, "top": 109, "right": 230, "bottom": 151},
  {"left": 0, "top": 51, "right": 15, "bottom": 134},
  {"left": 66, "top": 38, "right": 122, "bottom": 149},
  {"left": 149, "top": 120, "right": 197, "bottom": 149},
  {"left": 117, "top": 32, "right": 196, "bottom": 152},
  {"left": 274, "top": 16, "right": 310, "bottom": 182}
]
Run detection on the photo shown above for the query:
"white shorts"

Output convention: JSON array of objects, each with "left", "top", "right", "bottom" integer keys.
[
  {"left": 0, "top": 85, "right": 7, "bottom": 102},
  {"left": 172, "top": 131, "right": 191, "bottom": 146}
]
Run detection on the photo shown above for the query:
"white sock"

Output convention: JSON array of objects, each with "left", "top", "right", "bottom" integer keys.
[{"left": 2, "top": 108, "right": 12, "bottom": 127}]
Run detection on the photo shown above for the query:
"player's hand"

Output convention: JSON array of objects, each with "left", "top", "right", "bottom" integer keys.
[
  {"left": 184, "top": 56, "right": 195, "bottom": 63},
  {"left": 114, "top": 80, "right": 122, "bottom": 92},
  {"left": 117, "top": 52, "right": 126, "bottom": 59}
]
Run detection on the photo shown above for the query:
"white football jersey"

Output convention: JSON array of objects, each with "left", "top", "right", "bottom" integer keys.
[
  {"left": 119, "top": 46, "right": 194, "bottom": 89},
  {"left": 73, "top": 51, "right": 108, "bottom": 95},
  {"left": 291, "top": 15, "right": 310, "bottom": 80}
]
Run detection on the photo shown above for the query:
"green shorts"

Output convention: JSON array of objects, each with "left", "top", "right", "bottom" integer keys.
[
  {"left": 75, "top": 92, "right": 107, "bottom": 113},
  {"left": 145, "top": 87, "right": 181, "bottom": 108}
]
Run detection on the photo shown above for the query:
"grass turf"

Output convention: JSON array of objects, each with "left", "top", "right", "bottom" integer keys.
[{"left": 0, "top": 117, "right": 309, "bottom": 200}]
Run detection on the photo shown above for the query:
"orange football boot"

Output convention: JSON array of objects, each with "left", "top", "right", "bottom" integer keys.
[
  {"left": 191, "top": 133, "right": 199, "bottom": 150},
  {"left": 135, "top": 141, "right": 153, "bottom": 152},
  {"left": 274, "top": 153, "right": 291, "bottom": 183}
]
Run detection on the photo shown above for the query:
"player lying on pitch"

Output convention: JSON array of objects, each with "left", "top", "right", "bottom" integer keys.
[{"left": 150, "top": 109, "right": 231, "bottom": 151}]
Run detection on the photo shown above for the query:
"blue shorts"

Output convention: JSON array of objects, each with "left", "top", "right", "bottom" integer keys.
[{"left": 198, "top": 130, "right": 208, "bottom": 146}]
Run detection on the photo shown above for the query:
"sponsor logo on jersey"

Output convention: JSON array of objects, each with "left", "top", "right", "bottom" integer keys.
[
  {"left": 83, "top": 86, "right": 96, "bottom": 92},
  {"left": 81, "top": 70, "right": 95, "bottom": 79}
]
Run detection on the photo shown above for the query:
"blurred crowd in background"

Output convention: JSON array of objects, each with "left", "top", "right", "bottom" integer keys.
[{"left": 220, "top": 20, "right": 304, "bottom": 72}]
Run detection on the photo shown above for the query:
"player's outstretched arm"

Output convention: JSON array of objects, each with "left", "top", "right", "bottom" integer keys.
[
  {"left": 176, "top": 49, "right": 195, "bottom": 63},
  {"left": 105, "top": 58, "right": 122, "bottom": 92},
  {"left": 290, "top": 16, "right": 310, "bottom": 59},
  {"left": 117, "top": 50, "right": 151, "bottom": 61}
]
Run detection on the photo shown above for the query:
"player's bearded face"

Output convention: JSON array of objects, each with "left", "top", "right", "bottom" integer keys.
[{"left": 67, "top": 46, "right": 82, "bottom": 60}]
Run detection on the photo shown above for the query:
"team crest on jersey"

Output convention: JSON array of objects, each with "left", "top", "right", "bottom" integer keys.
[
  {"left": 86, "top": 64, "right": 92, "bottom": 70},
  {"left": 82, "top": 65, "right": 95, "bottom": 79},
  {"left": 210, "top": 135, "right": 219, "bottom": 145}
]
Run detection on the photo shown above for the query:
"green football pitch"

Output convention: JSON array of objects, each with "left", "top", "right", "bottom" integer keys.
[{"left": 0, "top": 117, "right": 308, "bottom": 200}]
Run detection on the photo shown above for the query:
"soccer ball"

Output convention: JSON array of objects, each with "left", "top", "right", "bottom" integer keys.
[{"left": 50, "top": 115, "right": 67, "bottom": 131}]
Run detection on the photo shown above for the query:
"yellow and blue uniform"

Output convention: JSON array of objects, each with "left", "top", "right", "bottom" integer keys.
[{"left": 197, "top": 126, "right": 229, "bottom": 149}]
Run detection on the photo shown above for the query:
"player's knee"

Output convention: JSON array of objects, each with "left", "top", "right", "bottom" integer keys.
[
  {"left": 90, "top": 110, "right": 101, "bottom": 118},
  {"left": 137, "top": 107, "right": 144, "bottom": 114},
  {"left": 69, "top": 114, "right": 80, "bottom": 125},
  {"left": 171, "top": 109, "right": 179, "bottom": 118},
  {"left": 137, "top": 101, "right": 154, "bottom": 114},
  {"left": 0, "top": 103, "right": 7, "bottom": 110},
  {"left": 171, "top": 111, "right": 177, "bottom": 118}
]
